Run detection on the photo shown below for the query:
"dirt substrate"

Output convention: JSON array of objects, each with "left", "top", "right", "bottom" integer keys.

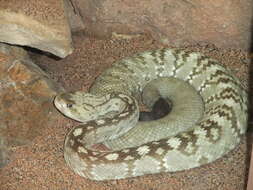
[{"left": 1, "top": 33, "right": 252, "bottom": 190}]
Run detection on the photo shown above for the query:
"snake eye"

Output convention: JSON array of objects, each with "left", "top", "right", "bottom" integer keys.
[{"left": 66, "top": 103, "right": 73, "bottom": 108}]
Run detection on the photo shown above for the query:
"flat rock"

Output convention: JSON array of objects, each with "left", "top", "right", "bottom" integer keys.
[
  {"left": 72, "top": 0, "right": 253, "bottom": 50},
  {"left": 0, "top": 0, "right": 73, "bottom": 58},
  {"left": 0, "top": 43, "right": 63, "bottom": 167}
]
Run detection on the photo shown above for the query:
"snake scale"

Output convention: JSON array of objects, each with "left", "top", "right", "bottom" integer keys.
[{"left": 54, "top": 48, "right": 248, "bottom": 180}]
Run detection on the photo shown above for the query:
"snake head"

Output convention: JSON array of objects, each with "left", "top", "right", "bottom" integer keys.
[
  {"left": 54, "top": 92, "right": 102, "bottom": 122},
  {"left": 54, "top": 91, "right": 130, "bottom": 123}
]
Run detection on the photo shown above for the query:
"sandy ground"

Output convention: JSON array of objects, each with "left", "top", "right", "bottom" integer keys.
[{"left": 1, "top": 33, "right": 251, "bottom": 190}]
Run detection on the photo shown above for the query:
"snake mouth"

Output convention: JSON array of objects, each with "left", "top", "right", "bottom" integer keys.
[
  {"left": 54, "top": 95, "right": 66, "bottom": 112},
  {"left": 54, "top": 95, "right": 63, "bottom": 111}
]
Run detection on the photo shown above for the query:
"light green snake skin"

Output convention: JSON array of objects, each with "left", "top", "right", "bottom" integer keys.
[{"left": 54, "top": 48, "right": 248, "bottom": 180}]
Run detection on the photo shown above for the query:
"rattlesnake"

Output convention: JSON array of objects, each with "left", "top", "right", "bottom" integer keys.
[{"left": 54, "top": 48, "right": 248, "bottom": 180}]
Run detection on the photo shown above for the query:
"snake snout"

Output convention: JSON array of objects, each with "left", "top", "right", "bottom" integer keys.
[{"left": 54, "top": 94, "right": 75, "bottom": 112}]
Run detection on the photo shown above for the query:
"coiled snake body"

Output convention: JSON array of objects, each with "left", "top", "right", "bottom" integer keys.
[{"left": 54, "top": 48, "right": 248, "bottom": 180}]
